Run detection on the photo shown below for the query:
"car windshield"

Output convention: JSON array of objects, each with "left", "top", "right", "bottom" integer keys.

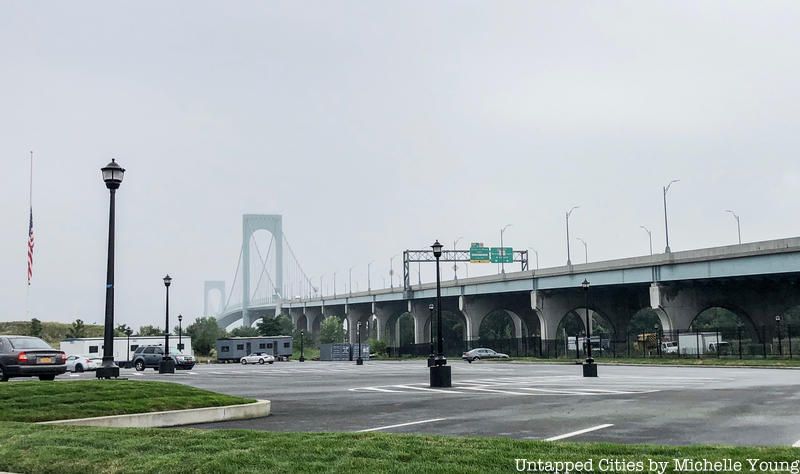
[{"left": 8, "top": 337, "right": 52, "bottom": 350}]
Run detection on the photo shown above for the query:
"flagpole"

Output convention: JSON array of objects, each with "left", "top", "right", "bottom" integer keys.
[{"left": 26, "top": 151, "right": 33, "bottom": 320}]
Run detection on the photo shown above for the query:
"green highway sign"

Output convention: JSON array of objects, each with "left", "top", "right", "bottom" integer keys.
[
  {"left": 490, "top": 247, "right": 513, "bottom": 264},
  {"left": 470, "top": 243, "right": 490, "bottom": 263}
]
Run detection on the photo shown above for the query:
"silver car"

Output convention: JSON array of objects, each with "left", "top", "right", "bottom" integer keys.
[
  {"left": 462, "top": 348, "right": 510, "bottom": 363},
  {"left": 240, "top": 352, "right": 275, "bottom": 365}
]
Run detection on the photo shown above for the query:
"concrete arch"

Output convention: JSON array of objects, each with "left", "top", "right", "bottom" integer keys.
[
  {"left": 477, "top": 309, "right": 525, "bottom": 340},
  {"left": 387, "top": 312, "right": 416, "bottom": 346},
  {"left": 296, "top": 314, "right": 308, "bottom": 332},
  {"left": 630, "top": 307, "right": 674, "bottom": 333},
  {"left": 690, "top": 305, "right": 760, "bottom": 340},
  {"left": 241, "top": 214, "right": 283, "bottom": 325},
  {"left": 556, "top": 306, "right": 616, "bottom": 337},
  {"left": 204, "top": 281, "right": 226, "bottom": 317}
]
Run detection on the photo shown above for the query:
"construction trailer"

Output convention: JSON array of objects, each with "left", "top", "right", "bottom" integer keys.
[
  {"left": 216, "top": 336, "right": 293, "bottom": 362},
  {"left": 60, "top": 336, "right": 193, "bottom": 365}
]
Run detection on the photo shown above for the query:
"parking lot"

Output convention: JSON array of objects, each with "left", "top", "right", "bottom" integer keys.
[{"left": 61, "top": 361, "right": 800, "bottom": 447}]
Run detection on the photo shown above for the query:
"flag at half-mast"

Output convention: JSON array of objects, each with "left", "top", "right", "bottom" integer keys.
[{"left": 27, "top": 207, "right": 34, "bottom": 285}]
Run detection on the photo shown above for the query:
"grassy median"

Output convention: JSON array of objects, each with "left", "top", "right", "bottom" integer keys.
[
  {"left": 0, "top": 423, "right": 799, "bottom": 473},
  {"left": 0, "top": 380, "right": 253, "bottom": 422}
]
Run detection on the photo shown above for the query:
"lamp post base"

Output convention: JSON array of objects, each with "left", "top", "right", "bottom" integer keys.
[
  {"left": 356, "top": 357, "right": 363, "bottom": 365},
  {"left": 429, "top": 365, "right": 452, "bottom": 387},
  {"left": 427, "top": 356, "right": 435, "bottom": 367},
  {"left": 582, "top": 361, "right": 598, "bottom": 377},
  {"left": 158, "top": 359, "right": 176, "bottom": 374},
  {"left": 96, "top": 366, "right": 119, "bottom": 379},
  {"left": 299, "top": 356, "right": 305, "bottom": 363}
]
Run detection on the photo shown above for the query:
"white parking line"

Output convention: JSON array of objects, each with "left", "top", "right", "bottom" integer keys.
[
  {"left": 545, "top": 424, "right": 614, "bottom": 441},
  {"left": 350, "top": 387, "right": 405, "bottom": 393},
  {"left": 394, "top": 385, "right": 464, "bottom": 394},
  {"left": 358, "top": 418, "right": 447, "bottom": 433}
]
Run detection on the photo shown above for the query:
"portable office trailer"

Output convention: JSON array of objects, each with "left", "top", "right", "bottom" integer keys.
[
  {"left": 216, "top": 336, "right": 293, "bottom": 362},
  {"left": 60, "top": 336, "right": 193, "bottom": 365}
]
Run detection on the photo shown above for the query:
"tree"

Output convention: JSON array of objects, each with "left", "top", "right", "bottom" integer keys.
[
  {"left": 67, "top": 319, "right": 87, "bottom": 339},
  {"left": 138, "top": 325, "right": 163, "bottom": 336},
  {"left": 29, "top": 318, "right": 42, "bottom": 337},
  {"left": 257, "top": 317, "right": 283, "bottom": 336},
  {"left": 319, "top": 316, "right": 345, "bottom": 344},
  {"left": 115, "top": 323, "right": 132, "bottom": 337},
  {"left": 368, "top": 338, "right": 387, "bottom": 356},
  {"left": 230, "top": 326, "right": 260, "bottom": 337},
  {"left": 275, "top": 315, "right": 294, "bottom": 335},
  {"left": 184, "top": 316, "right": 226, "bottom": 356}
]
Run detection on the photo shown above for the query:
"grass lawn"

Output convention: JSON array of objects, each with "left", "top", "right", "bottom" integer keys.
[
  {"left": 0, "top": 380, "right": 253, "bottom": 422},
  {"left": 0, "top": 424, "right": 798, "bottom": 474}
]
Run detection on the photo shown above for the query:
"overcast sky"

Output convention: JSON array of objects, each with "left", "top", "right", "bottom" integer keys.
[{"left": 2, "top": 1, "right": 800, "bottom": 330}]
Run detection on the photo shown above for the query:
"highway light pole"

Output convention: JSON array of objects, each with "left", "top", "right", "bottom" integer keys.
[
  {"left": 566, "top": 206, "right": 579, "bottom": 266},
  {"left": 663, "top": 179, "right": 679, "bottom": 253},
  {"left": 349, "top": 266, "right": 354, "bottom": 296},
  {"left": 453, "top": 236, "right": 463, "bottom": 280},
  {"left": 726, "top": 210, "right": 742, "bottom": 245},
  {"left": 367, "top": 262, "right": 373, "bottom": 292},
  {"left": 159, "top": 274, "right": 175, "bottom": 374},
  {"left": 640, "top": 226, "right": 653, "bottom": 256},
  {"left": 97, "top": 159, "right": 125, "bottom": 380},
  {"left": 582, "top": 279, "right": 597, "bottom": 377},
  {"left": 528, "top": 248, "right": 539, "bottom": 270},
  {"left": 576, "top": 237, "right": 588, "bottom": 264},
  {"left": 500, "top": 225, "right": 512, "bottom": 274},
  {"left": 430, "top": 240, "right": 451, "bottom": 387},
  {"left": 390, "top": 254, "right": 399, "bottom": 289}
]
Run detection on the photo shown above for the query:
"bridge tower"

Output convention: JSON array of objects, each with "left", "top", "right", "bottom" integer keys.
[
  {"left": 242, "top": 214, "right": 284, "bottom": 326},
  {"left": 203, "top": 281, "right": 226, "bottom": 316}
]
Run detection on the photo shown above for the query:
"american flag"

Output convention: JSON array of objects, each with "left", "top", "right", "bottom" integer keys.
[{"left": 27, "top": 207, "right": 34, "bottom": 285}]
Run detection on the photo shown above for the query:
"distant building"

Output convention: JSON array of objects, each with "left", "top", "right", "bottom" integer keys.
[
  {"left": 215, "top": 336, "right": 292, "bottom": 362},
  {"left": 60, "top": 336, "right": 193, "bottom": 364}
]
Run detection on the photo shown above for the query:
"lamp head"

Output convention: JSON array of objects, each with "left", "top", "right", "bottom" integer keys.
[
  {"left": 163, "top": 274, "right": 172, "bottom": 287},
  {"left": 101, "top": 159, "right": 125, "bottom": 190},
  {"left": 581, "top": 278, "right": 590, "bottom": 289},
  {"left": 431, "top": 240, "right": 443, "bottom": 258},
  {"left": 428, "top": 303, "right": 434, "bottom": 311},
  {"left": 178, "top": 314, "right": 182, "bottom": 322}
]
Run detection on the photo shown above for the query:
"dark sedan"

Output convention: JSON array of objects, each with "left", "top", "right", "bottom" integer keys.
[{"left": 0, "top": 336, "right": 67, "bottom": 381}]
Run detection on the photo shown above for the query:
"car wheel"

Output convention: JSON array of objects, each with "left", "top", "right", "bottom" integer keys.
[
  {"left": 39, "top": 375, "right": 56, "bottom": 381},
  {"left": 241, "top": 359, "right": 247, "bottom": 365},
  {"left": 473, "top": 357, "right": 480, "bottom": 362},
  {"left": 0, "top": 366, "right": 7, "bottom": 382},
  {"left": 74, "top": 364, "right": 84, "bottom": 373},
  {"left": 258, "top": 359, "right": 264, "bottom": 364},
  {"left": 268, "top": 361, "right": 274, "bottom": 364},
  {"left": 135, "top": 360, "right": 145, "bottom": 371}
]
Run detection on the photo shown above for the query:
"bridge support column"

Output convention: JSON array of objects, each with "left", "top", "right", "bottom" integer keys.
[
  {"left": 374, "top": 301, "right": 408, "bottom": 343},
  {"left": 410, "top": 302, "right": 431, "bottom": 344},
  {"left": 346, "top": 305, "right": 372, "bottom": 344}
]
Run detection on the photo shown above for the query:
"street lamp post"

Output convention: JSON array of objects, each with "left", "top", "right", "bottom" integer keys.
[
  {"left": 581, "top": 279, "right": 597, "bottom": 377},
  {"left": 576, "top": 237, "right": 588, "bottom": 264},
  {"left": 566, "top": 206, "right": 579, "bottom": 266},
  {"left": 159, "top": 274, "right": 175, "bottom": 374},
  {"left": 640, "top": 226, "right": 653, "bottom": 256},
  {"left": 97, "top": 159, "right": 125, "bottom": 380},
  {"left": 776, "top": 315, "right": 783, "bottom": 356},
  {"left": 299, "top": 329, "right": 305, "bottom": 362},
  {"left": 125, "top": 328, "right": 133, "bottom": 368},
  {"left": 356, "top": 322, "right": 363, "bottom": 365},
  {"left": 453, "top": 237, "right": 463, "bottom": 280},
  {"left": 349, "top": 266, "right": 354, "bottom": 296},
  {"left": 367, "top": 262, "right": 373, "bottom": 292},
  {"left": 500, "top": 225, "right": 512, "bottom": 274},
  {"left": 178, "top": 314, "right": 183, "bottom": 352},
  {"left": 430, "top": 240, "right": 451, "bottom": 387},
  {"left": 427, "top": 303, "right": 435, "bottom": 367},
  {"left": 725, "top": 210, "right": 742, "bottom": 245},
  {"left": 655, "top": 324, "right": 662, "bottom": 357},
  {"left": 663, "top": 179, "right": 679, "bottom": 253}
]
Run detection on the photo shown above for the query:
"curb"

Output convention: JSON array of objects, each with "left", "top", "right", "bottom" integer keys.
[{"left": 37, "top": 400, "right": 270, "bottom": 428}]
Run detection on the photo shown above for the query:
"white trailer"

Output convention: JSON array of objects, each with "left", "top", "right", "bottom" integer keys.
[
  {"left": 678, "top": 332, "right": 729, "bottom": 355},
  {"left": 60, "top": 336, "right": 193, "bottom": 364}
]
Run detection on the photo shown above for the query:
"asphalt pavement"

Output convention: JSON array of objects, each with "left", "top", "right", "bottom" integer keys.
[{"left": 62, "top": 360, "right": 800, "bottom": 446}]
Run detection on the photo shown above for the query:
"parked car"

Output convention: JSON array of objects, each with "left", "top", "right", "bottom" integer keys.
[
  {"left": 0, "top": 336, "right": 67, "bottom": 381},
  {"left": 240, "top": 352, "right": 275, "bottom": 365},
  {"left": 131, "top": 345, "right": 195, "bottom": 371},
  {"left": 462, "top": 348, "right": 510, "bottom": 363},
  {"left": 65, "top": 355, "right": 102, "bottom": 372}
]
